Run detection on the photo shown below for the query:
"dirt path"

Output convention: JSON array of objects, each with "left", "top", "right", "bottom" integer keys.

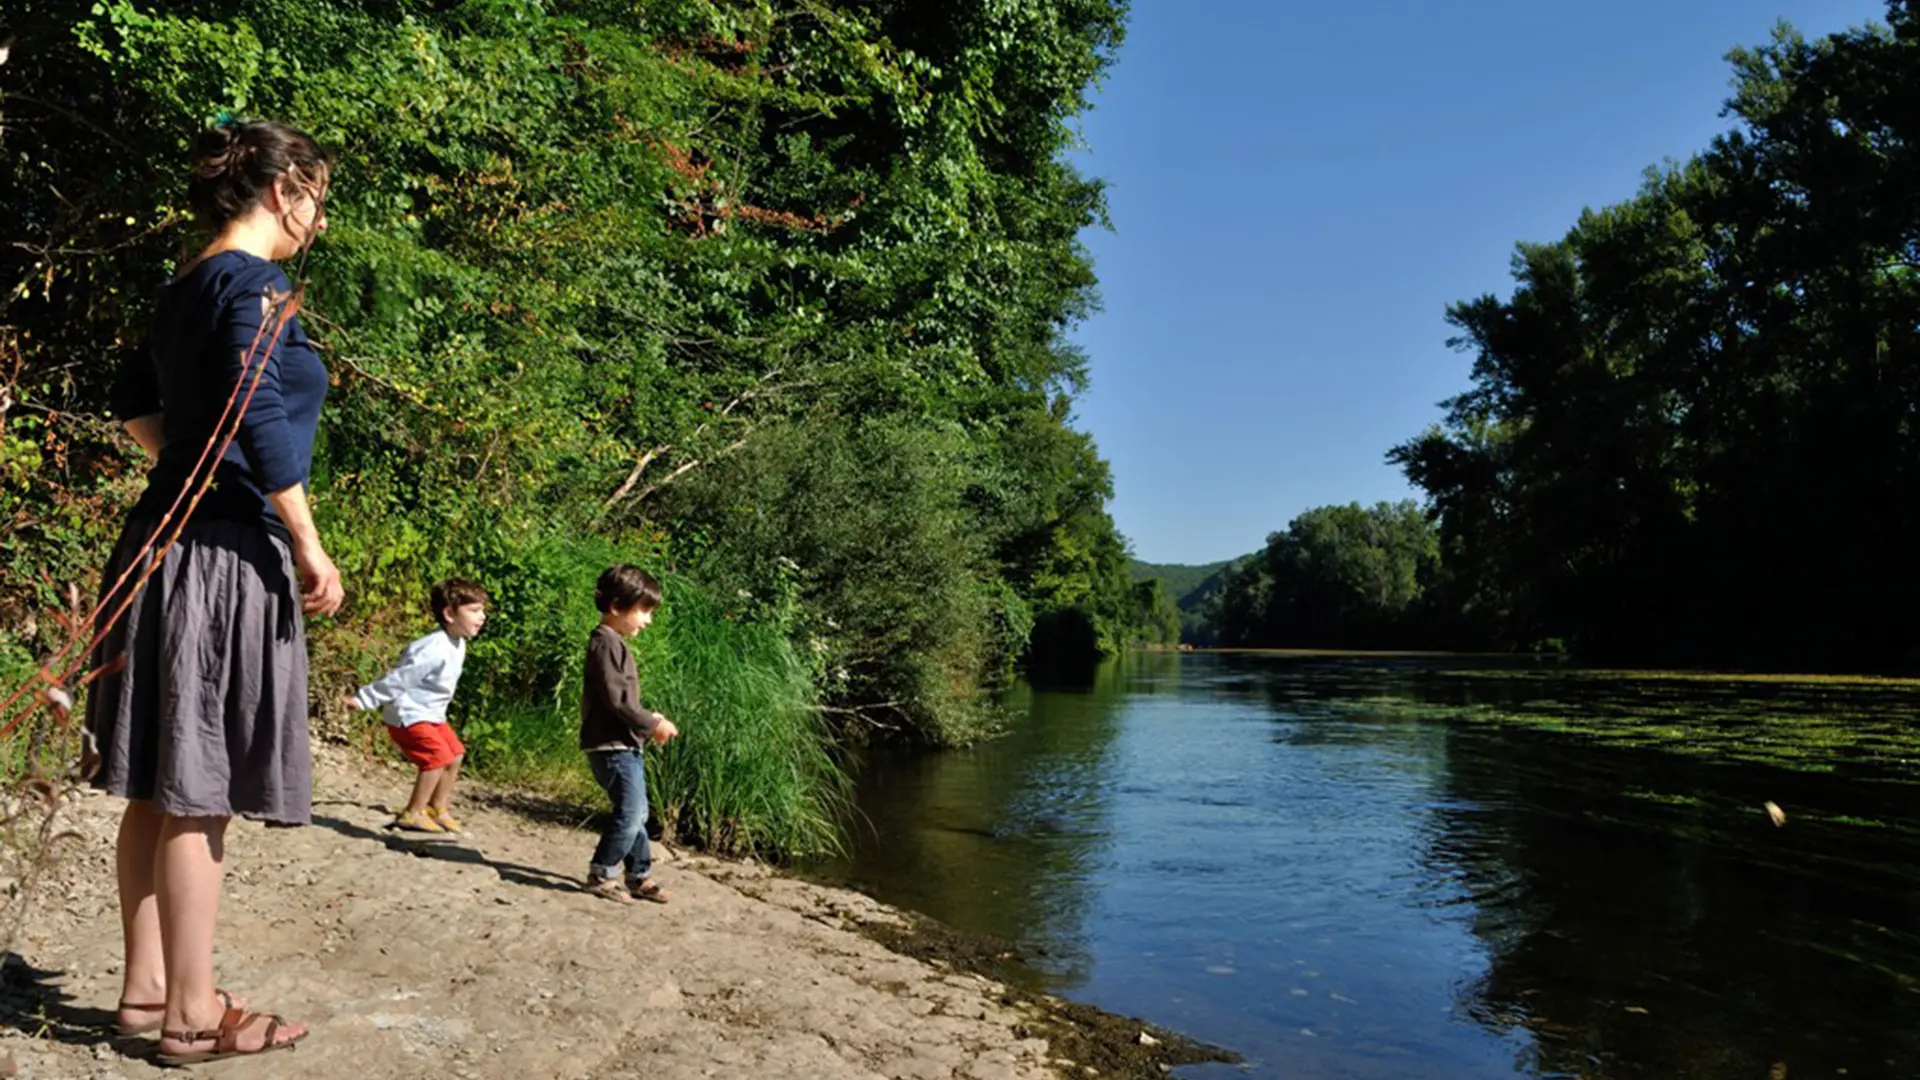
[{"left": 0, "top": 746, "right": 1180, "bottom": 1080}]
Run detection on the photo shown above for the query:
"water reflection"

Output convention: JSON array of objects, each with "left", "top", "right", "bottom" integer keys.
[
  {"left": 811, "top": 654, "right": 1920, "bottom": 1079},
  {"left": 1423, "top": 688, "right": 1920, "bottom": 1079},
  {"left": 807, "top": 657, "right": 1161, "bottom": 986}
]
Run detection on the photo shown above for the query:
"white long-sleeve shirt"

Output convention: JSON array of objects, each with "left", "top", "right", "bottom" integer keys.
[{"left": 353, "top": 629, "right": 467, "bottom": 727}]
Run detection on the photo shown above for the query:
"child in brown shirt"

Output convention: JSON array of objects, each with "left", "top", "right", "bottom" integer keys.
[{"left": 580, "top": 564, "right": 679, "bottom": 902}]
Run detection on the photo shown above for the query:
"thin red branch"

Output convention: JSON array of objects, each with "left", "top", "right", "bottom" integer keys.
[{"left": 0, "top": 288, "right": 302, "bottom": 737}]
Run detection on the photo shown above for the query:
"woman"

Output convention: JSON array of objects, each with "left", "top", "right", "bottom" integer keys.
[{"left": 87, "top": 117, "right": 342, "bottom": 1064}]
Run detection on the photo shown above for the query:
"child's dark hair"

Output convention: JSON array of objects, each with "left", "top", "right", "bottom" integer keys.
[
  {"left": 595, "top": 565, "right": 663, "bottom": 614},
  {"left": 187, "top": 118, "right": 332, "bottom": 228},
  {"left": 431, "top": 579, "right": 489, "bottom": 625}
]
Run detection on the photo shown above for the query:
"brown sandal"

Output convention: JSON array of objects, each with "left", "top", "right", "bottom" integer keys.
[
  {"left": 629, "top": 879, "right": 669, "bottom": 904},
  {"left": 583, "top": 875, "right": 635, "bottom": 903},
  {"left": 115, "top": 989, "right": 243, "bottom": 1037},
  {"left": 157, "top": 1006, "right": 306, "bottom": 1065}
]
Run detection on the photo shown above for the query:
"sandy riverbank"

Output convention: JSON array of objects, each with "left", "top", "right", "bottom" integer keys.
[{"left": 0, "top": 744, "right": 1227, "bottom": 1080}]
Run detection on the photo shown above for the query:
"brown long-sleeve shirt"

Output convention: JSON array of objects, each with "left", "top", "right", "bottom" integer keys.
[{"left": 579, "top": 624, "right": 661, "bottom": 750}]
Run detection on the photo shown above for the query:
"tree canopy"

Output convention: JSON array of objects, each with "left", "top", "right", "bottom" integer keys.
[
  {"left": 1390, "top": 4, "right": 1920, "bottom": 668},
  {"left": 0, "top": 0, "right": 1161, "bottom": 752}
]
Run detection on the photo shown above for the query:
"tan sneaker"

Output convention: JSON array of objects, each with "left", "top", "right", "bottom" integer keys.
[
  {"left": 390, "top": 809, "right": 443, "bottom": 833},
  {"left": 426, "top": 806, "right": 463, "bottom": 833}
]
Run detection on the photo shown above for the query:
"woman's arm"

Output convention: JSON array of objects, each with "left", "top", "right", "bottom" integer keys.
[{"left": 266, "top": 483, "right": 343, "bottom": 617}]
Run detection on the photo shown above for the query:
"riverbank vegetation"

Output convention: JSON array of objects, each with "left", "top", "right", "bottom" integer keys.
[{"left": 0, "top": 0, "right": 1166, "bottom": 858}]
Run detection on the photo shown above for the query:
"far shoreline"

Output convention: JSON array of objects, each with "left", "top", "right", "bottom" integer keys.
[{"left": 1132, "top": 647, "right": 1920, "bottom": 687}]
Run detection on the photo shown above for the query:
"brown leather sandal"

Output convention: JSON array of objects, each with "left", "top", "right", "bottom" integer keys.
[
  {"left": 115, "top": 989, "right": 244, "bottom": 1037},
  {"left": 157, "top": 1006, "right": 306, "bottom": 1065},
  {"left": 629, "top": 878, "right": 670, "bottom": 904},
  {"left": 583, "top": 875, "right": 635, "bottom": 903}
]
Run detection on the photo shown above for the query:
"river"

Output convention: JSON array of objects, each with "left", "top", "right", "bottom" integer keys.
[{"left": 806, "top": 651, "right": 1920, "bottom": 1079}]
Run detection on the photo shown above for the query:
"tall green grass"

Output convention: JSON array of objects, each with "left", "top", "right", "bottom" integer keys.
[
  {"left": 440, "top": 532, "right": 848, "bottom": 859},
  {"left": 636, "top": 583, "right": 848, "bottom": 857}
]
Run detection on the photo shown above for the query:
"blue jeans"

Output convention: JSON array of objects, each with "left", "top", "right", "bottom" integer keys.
[{"left": 587, "top": 749, "right": 652, "bottom": 883}]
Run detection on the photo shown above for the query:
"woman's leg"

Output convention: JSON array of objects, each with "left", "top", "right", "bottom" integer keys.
[
  {"left": 113, "top": 801, "right": 165, "bottom": 1027},
  {"left": 154, "top": 815, "right": 304, "bottom": 1053},
  {"left": 156, "top": 814, "right": 226, "bottom": 1034}
]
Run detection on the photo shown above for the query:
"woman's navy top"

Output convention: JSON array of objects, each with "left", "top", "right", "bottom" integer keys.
[{"left": 112, "top": 250, "right": 328, "bottom": 539}]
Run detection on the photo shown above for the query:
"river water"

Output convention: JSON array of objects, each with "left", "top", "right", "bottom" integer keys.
[{"left": 806, "top": 652, "right": 1920, "bottom": 1079}]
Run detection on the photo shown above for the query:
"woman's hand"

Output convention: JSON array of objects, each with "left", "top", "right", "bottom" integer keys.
[{"left": 294, "top": 538, "right": 344, "bottom": 616}]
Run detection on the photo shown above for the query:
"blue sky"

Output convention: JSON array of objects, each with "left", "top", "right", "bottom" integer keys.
[{"left": 1069, "top": 0, "right": 1888, "bottom": 566}]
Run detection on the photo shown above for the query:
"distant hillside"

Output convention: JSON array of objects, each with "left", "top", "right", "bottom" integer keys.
[
  {"left": 1130, "top": 557, "right": 1253, "bottom": 645},
  {"left": 1130, "top": 559, "right": 1232, "bottom": 601}
]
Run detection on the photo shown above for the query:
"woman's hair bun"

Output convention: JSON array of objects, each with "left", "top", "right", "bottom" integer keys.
[{"left": 185, "top": 118, "right": 331, "bottom": 228}]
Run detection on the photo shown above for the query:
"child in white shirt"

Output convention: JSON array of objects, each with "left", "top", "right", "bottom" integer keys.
[{"left": 347, "top": 579, "right": 489, "bottom": 833}]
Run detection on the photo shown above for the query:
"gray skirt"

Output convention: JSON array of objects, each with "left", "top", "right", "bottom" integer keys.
[{"left": 84, "top": 516, "right": 313, "bottom": 825}]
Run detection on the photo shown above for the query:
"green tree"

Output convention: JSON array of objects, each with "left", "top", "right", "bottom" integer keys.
[
  {"left": 1392, "top": 5, "right": 1920, "bottom": 668},
  {"left": 1211, "top": 501, "right": 1441, "bottom": 649},
  {"left": 1, "top": 0, "right": 1140, "bottom": 836}
]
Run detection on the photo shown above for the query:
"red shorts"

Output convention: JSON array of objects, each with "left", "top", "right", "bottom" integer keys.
[{"left": 385, "top": 721, "right": 465, "bottom": 771}]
